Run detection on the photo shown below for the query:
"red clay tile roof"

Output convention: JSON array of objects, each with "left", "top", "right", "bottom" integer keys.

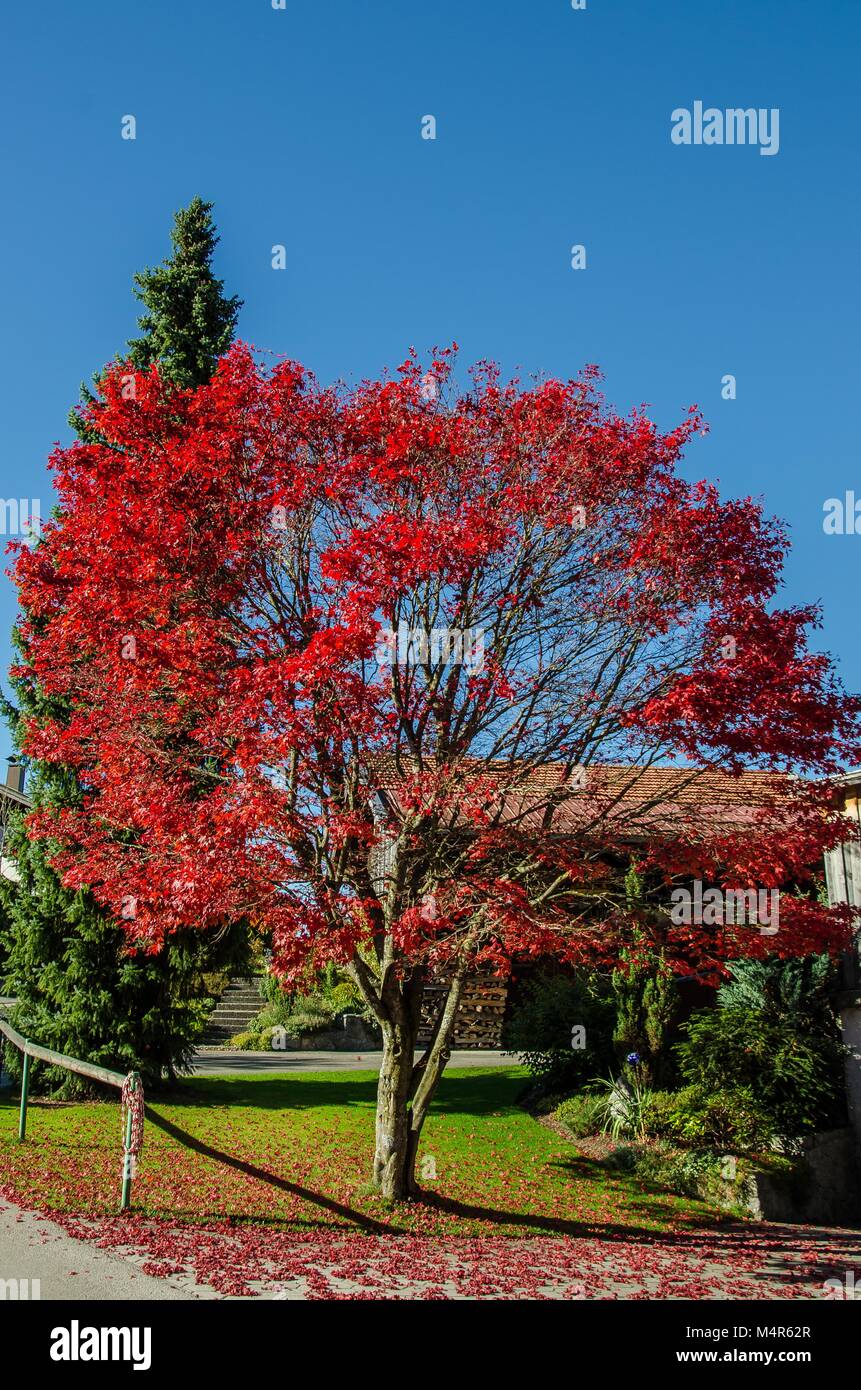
[{"left": 364, "top": 756, "right": 791, "bottom": 837}]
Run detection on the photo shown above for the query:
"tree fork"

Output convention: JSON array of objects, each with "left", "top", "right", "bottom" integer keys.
[{"left": 372, "top": 967, "right": 467, "bottom": 1200}]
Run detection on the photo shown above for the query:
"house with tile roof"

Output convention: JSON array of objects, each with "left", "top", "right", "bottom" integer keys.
[{"left": 364, "top": 755, "right": 806, "bottom": 1046}]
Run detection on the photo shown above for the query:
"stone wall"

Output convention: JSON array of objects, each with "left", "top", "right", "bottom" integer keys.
[
  {"left": 270, "top": 1013, "right": 382, "bottom": 1052},
  {"left": 742, "top": 1129, "right": 861, "bottom": 1227}
]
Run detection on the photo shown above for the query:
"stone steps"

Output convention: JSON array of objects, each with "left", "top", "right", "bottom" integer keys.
[{"left": 202, "top": 977, "right": 264, "bottom": 1045}]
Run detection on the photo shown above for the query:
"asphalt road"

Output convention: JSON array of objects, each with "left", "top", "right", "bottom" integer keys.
[{"left": 191, "top": 1048, "right": 514, "bottom": 1074}]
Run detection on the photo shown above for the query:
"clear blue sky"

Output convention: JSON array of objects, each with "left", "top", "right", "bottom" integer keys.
[{"left": 1, "top": 0, "right": 859, "bottom": 763}]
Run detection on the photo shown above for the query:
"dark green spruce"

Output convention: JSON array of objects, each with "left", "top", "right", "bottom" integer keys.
[{"left": 0, "top": 199, "right": 248, "bottom": 1094}]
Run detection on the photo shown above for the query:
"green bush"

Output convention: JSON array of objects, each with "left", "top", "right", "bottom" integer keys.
[
  {"left": 601, "top": 1143, "right": 638, "bottom": 1173},
  {"left": 250, "top": 995, "right": 290, "bottom": 1031},
  {"left": 717, "top": 954, "right": 833, "bottom": 1018},
  {"left": 229, "top": 1030, "right": 268, "bottom": 1051},
  {"left": 611, "top": 872, "right": 678, "bottom": 1086},
  {"left": 675, "top": 1007, "right": 844, "bottom": 1137},
  {"left": 626, "top": 1144, "right": 746, "bottom": 1204},
  {"left": 645, "top": 1085, "right": 774, "bottom": 1152},
  {"left": 327, "top": 980, "right": 363, "bottom": 1011},
  {"left": 277, "top": 1007, "right": 333, "bottom": 1037},
  {"left": 502, "top": 969, "right": 614, "bottom": 1091},
  {"left": 604, "top": 1138, "right": 795, "bottom": 1207},
  {"left": 554, "top": 1092, "right": 604, "bottom": 1138},
  {"left": 254, "top": 964, "right": 375, "bottom": 1040},
  {"left": 640, "top": 1089, "right": 681, "bottom": 1138}
]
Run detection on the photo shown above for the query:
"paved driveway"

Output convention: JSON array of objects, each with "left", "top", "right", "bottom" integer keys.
[
  {"left": 4, "top": 1191, "right": 859, "bottom": 1300},
  {"left": 0, "top": 1196, "right": 214, "bottom": 1301}
]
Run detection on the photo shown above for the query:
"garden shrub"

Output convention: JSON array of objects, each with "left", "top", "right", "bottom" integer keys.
[
  {"left": 628, "top": 1144, "right": 724, "bottom": 1199},
  {"left": 675, "top": 1007, "right": 844, "bottom": 1137},
  {"left": 602, "top": 1143, "right": 638, "bottom": 1173},
  {"left": 591, "top": 1072, "right": 655, "bottom": 1141},
  {"left": 252, "top": 963, "right": 376, "bottom": 1040},
  {"left": 604, "top": 1138, "right": 796, "bottom": 1207},
  {"left": 716, "top": 954, "right": 833, "bottom": 1018},
  {"left": 275, "top": 1007, "right": 333, "bottom": 1037},
  {"left": 640, "top": 1089, "right": 681, "bottom": 1139},
  {"left": 646, "top": 1084, "right": 775, "bottom": 1152},
  {"left": 627, "top": 1144, "right": 751, "bottom": 1205},
  {"left": 502, "top": 968, "right": 614, "bottom": 1091},
  {"left": 554, "top": 1092, "right": 604, "bottom": 1138},
  {"left": 611, "top": 867, "right": 679, "bottom": 1087}
]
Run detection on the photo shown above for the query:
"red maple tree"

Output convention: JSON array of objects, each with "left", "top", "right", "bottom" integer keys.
[{"left": 12, "top": 344, "right": 860, "bottom": 1197}]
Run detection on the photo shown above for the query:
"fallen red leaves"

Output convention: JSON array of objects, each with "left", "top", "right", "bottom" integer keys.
[{"left": 4, "top": 1183, "right": 857, "bottom": 1300}]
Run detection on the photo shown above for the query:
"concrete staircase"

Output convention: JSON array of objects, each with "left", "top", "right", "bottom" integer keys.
[{"left": 202, "top": 977, "right": 264, "bottom": 1046}]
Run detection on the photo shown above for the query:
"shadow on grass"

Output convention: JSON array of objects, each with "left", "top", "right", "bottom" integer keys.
[
  {"left": 166, "top": 1068, "right": 524, "bottom": 1118},
  {"left": 145, "top": 1097, "right": 711, "bottom": 1244},
  {"left": 7, "top": 1094, "right": 860, "bottom": 1294},
  {"left": 409, "top": 1175, "right": 720, "bottom": 1241},
  {"left": 143, "top": 1105, "right": 409, "bottom": 1236},
  {"left": 164, "top": 1074, "right": 379, "bottom": 1110}
]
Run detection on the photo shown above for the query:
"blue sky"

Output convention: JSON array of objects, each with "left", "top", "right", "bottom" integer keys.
[{"left": 1, "top": 0, "right": 859, "bottom": 762}]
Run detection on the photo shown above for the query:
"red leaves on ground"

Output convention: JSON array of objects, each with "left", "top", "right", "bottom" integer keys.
[{"left": 13, "top": 1197, "right": 860, "bottom": 1301}]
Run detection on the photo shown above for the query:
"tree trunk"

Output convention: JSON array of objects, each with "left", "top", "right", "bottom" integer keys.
[
  {"left": 371, "top": 969, "right": 467, "bottom": 1200},
  {"left": 373, "top": 1015, "right": 418, "bottom": 1199}
]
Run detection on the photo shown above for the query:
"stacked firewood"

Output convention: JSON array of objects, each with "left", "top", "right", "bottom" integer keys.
[{"left": 418, "top": 977, "right": 509, "bottom": 1048}]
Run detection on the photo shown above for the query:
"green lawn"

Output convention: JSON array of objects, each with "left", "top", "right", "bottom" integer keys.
[{"left": 0, "top": 1067, "right": 723, "bottom": 1238}]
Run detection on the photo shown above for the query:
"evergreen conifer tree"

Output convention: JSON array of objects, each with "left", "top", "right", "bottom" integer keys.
[{"left": 0, "top": 200, "right": 247, "bottom": 1093}]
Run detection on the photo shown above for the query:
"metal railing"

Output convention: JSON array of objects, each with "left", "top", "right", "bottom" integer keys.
[{"left": 0, "top": 1016, "right": 143, "bottom": 1210}]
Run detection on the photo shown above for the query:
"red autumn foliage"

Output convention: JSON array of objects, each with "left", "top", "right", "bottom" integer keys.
[{"left": 10, "top": 343, "right": 860, "bottom": 1191}]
